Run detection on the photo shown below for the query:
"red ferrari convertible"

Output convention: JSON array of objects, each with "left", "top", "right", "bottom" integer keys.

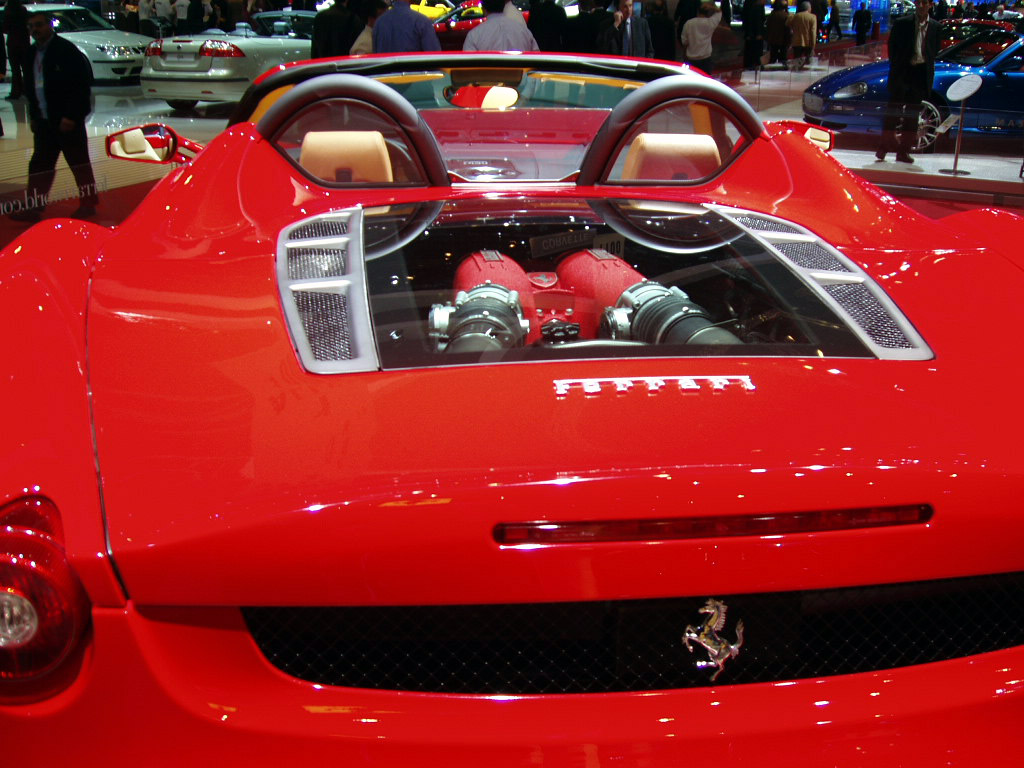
[{"left": 2, "top": 52, "right": 1023, "bottom": 765}]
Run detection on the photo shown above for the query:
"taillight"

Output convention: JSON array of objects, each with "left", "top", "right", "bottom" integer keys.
[
  {"left": 0, "top": 497, "right": 89, "bottom": 694},
  {"left": 199, "top": 39, "right": 245, "bottom": 57},
  {"left": 145, "top": 39, "right": 162, "bottom": 56}
]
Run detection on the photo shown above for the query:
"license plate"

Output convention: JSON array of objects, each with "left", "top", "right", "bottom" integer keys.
[{"left": 165, "top": 52, "right": 193, "bottom": 61}]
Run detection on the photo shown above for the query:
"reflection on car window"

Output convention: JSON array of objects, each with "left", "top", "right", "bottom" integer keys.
[
  {"left": 48, "top": 8, "right": 115, "bottom": 31},
  {"left": 272, "top": 98, "right": 427, "bottom": 185},
  {"left": 606, "top": 99, "right": 746, "bottom": 183},
  {"left": 939, "top": 29, "right": 1017, "bottom": 65}
]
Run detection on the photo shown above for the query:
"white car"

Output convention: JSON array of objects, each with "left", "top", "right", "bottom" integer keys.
[
  {"left": 9, "top": 4, "right": 152, "bottom": 80},
  {"left": 140, "top": 11, "right": 314, "bottom": 110}
]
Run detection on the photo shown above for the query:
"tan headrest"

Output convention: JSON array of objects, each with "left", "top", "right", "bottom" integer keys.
[
  {"left": 622, "top": 133, "right": 722, "bottom": 181},
  {"left": 299, "top": 130, "right": 394, "bottom": 184},
  {"left": 110, "top": 128, "right": 162, "bottom": 162}
]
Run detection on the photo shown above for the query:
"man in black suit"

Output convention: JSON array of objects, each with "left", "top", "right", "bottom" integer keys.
[
  {"left": 600, "top": 0, "right": 654, "bottom": 57},
  {"left": 11, "top": 12, "right": 99, "bottom": 222},
  {"left": 876, "top": 0, "right": 940, "bottom": 163}
]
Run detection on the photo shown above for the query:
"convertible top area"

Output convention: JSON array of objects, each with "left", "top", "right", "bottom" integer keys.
[{"left": 242, "top": 54, "right": 766, "bottom": 184}]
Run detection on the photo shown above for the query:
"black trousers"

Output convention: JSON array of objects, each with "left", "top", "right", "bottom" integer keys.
[
  {"left": 880, "top": 63, "right": 931, "bottom": 152},
  {"left": 26, "top": 118, "right": 99, "bottom": 211}
]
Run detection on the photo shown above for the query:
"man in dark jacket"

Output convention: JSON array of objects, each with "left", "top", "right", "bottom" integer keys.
[
  {"left": 311, "top": 0, "right": 364, "bottom": 58},
  {"left": 11, "top": 12, "right": 99, "bottom": 222},
  {"left": 875, "top": 0, "right": 939, "bottom": 163},
  {"left": 600, "top": 0, "right": 654, "bottom": 57}
]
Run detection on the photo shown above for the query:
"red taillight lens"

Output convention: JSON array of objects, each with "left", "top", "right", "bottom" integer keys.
[
  {"left": 0, "top": 497, "right": 89, "bottom": 687},
  {"left": 145, "top": 39, "right": 162, "bottom": 56},
  {"left": 495, "top": 505, "right": 933, "bottom": 546},
  {"left": 199, "top": 39, "right": 245, "bottom": 57}
]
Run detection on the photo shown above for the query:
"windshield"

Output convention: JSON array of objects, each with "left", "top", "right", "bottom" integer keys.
[{"left": 48, "top": 7, "right": 115, "bottom": 31}]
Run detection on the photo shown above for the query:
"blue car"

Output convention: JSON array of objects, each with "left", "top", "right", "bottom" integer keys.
[{"left": 802, "top": 28, "right": 1024, "bottom": 151}]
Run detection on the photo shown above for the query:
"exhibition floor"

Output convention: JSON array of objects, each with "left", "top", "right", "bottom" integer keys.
[{"left": 0, "top": 47, "right": 1020, "bottom": 240}]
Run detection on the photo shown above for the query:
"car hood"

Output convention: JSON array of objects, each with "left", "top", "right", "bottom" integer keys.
[
  {"left": 66, "top": 29, "right": 152, "bottom": 49},
  {"left": 805, "top": 61, "right": 888, "bottom": 95}
]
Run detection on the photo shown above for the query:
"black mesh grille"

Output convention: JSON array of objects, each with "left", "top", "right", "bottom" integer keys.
[
  {"left": 243, "top": 571, "right": 1024, "bottom": 694},
  {"left": 775, "top": 241, "right": 851, "bottom": 273},
  {"left": 825, "top": 282, "right": 913, "bottom": 348},
  {"left": 293, "top": 289, "right": 352, "bottom": 360},
  {"left": 287, "top": 246, "right": 347, "bottom": 280}
]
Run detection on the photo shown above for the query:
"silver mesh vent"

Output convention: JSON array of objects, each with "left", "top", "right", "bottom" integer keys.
[
  {"left": 290, "top": 219, "right": 349, "bottom": 240},
  {"left": 824, "top": 284, "right": 913, "bottom": 349},
  {"left": 293, "top": 290, "right": 353, "bottom": 360},
  {"left": 732, "top": 215, "right": 802, "bottom": 235},
  {"left": 288, "top": 246, "right": 347, "bottom": 280},
  {"left": 774, "top": 241, "right": 852, "bottom": 273},
  {"left": 277, "top": 207, "right": 379, "bottom": 374},
  {"left": 710, "top": 204, "right": 932, "bottom": 361}
]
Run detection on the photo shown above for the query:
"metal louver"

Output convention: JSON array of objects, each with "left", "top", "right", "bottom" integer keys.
[
  {"left": 712, "top": 206, "right": 932, "bottom": 360},
  {"left": 276, "top": 207, "right": 379, "bottom": 374}
]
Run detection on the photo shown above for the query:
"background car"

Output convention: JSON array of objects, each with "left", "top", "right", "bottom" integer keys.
[
  {"left": 0, "top": 3, "right": 151, "bottom": 80},
  {"left": 411, "top": 0, "right": 458, "bottom": 19},
  {"left": 140, "top": 10, "right": 314, "bottom": 110},
  {"left": 3, "top": 50, "right": 1024, "bottom": 764},
  {"left": 802, "top": 27, "right": 1024, "bottom": 150},
  {"left": 937, "top": 17, "right": 1015, "bottom": 49},
  {"left": 433, "top": 0, "right": 530, "bottom": 50}
]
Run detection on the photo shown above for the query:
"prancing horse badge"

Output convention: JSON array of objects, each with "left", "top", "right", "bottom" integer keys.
[{"left": 683, "top": 598, "right": 745, "bottom": 682}]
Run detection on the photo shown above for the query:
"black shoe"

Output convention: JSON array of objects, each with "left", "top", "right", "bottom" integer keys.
[
  {"left": 895, "top": 152, "right": 914, "bottom": 163},
  {"left": 9, "top": 209, "right": 41, "bottom": 223},
  {"left": 875, "top": 148, "right": 887, "bottom": 161},
  {"left": 72, "top": 205, "right": 97, "bottom": 218}
]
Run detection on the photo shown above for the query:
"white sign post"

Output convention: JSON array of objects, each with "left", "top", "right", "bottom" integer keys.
[{"left": 939, "top": 74, "right": 982, "bottom": 177}]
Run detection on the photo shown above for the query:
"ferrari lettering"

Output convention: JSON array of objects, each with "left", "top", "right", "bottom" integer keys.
[{"left": 553, "top": 375, "right": 756, "bottom": 398}]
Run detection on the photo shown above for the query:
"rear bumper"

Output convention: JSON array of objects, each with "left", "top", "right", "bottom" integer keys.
[
  {"left": 140, "top": 75, "right": 251, "bottom": 103},
  {"left": 3, "top": 603, "right": 1023, "bottom": 765}
]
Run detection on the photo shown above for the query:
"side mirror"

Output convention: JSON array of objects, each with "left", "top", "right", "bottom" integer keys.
[{"left": 106, "top": 124, "right": 203, "bottom": 165}]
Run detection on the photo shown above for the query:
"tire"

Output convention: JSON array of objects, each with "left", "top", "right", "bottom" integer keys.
[
  {"left": 914, "top": 98, "right": 944, "bottom": 153},
  {"left": 166, "top": 99, "right": 198, "bottom": 111}
]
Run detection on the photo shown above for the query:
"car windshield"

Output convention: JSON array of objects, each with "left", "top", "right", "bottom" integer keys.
[
  {"left": 938, "top": 29, "right": 1019, "bottom": 65},
  {"left": 46, "top": 6, "right": 115, "bottom": 31},
  {"left": 248, "top": 11, "right": 315, "bottom": 38}
]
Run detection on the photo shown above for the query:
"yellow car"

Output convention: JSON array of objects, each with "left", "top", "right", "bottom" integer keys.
[{"left": 410, "top": 0, "right": 457, "bottom": 18}]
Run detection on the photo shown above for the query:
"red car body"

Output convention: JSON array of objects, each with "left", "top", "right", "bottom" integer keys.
[{"left": 2, "top": 52, "right": 1024, "bottom": 764}]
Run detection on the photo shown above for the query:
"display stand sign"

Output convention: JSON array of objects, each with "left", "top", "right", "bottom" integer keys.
[{"left": 939, "top": 74, "right": 982, "bottom": 177}]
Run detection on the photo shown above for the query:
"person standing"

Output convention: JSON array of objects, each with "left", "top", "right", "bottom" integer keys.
[
  {"left": 764, "top": 0, "right": 790, "bottom": 64},
  {"left": 10, "top": 12, "right": 99, "bottom": 222},
  {"left": 600, "top": 0, "right": 654, "bottom": 57},
  {"left": 787, "top": 1, "right": 817, "bottom": 68},
  {"left": 826, "top": 0, "right": 842, "bottom": 39},
  {"left": 680, "top": 0, "right": 721, "bottom": 71},
  {"left": 527, "top": 0, "right": 567, "bottom": 51},
  {"left": 311, "top": 0, "right": 364, "bottom": 57},
  {"left": 464, "top": 0, "right": 539, "bottom": 50},
  {"left": 741, "top": 0, "right": 766, "bottom": 69},
  {"left": 4, "top": 0, "right": 30, "bottom": 99},
  {"left": 875, "top": 0, "right": 939, "bottom": 162},
  {"left": 349, "top": 0, "right": 387, "bottom": 54},
  {"left": 851, "top": 1, "right": 872, "bottom": 44},
  {"left": 646, "top": 0, "right": 678, "bottom": 60},
  {"left": 372, "top": 0, "right": 441, "bottom": 53}
]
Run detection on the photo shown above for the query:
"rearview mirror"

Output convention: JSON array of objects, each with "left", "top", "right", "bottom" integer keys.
[{"left": 106, "top": 124, "right": 204, "bottom": 165}]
